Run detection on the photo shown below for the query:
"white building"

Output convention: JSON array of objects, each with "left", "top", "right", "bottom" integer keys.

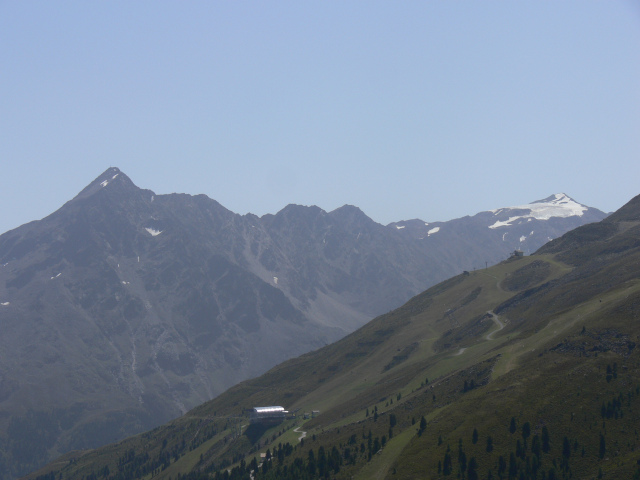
[{"left": 250, "top": 406, "right": 287, "bottom": 425}]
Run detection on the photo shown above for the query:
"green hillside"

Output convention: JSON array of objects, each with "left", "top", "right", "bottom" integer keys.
[{"left": 27, "top": 195, "right": 640, "bottom": 480}]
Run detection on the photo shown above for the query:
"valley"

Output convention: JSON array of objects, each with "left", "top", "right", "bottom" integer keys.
[
  {"left": 0, "top": 168, "right": 612, "bottom": 479},
  {"left": 26, "top": 192, "right": 640, "bottom": 478}
]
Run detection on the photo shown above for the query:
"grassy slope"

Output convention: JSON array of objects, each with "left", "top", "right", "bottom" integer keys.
[{"left": 27, "top": 205, "right": 640, "bottom": 480}]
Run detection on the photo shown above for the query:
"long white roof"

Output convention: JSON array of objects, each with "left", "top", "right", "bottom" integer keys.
[{"left": 253, "top": 406, "right": 285, "bottom": 413}]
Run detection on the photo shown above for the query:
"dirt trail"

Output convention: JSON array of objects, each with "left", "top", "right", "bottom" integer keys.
[
  {"left": 481, "top": 271, "right": 505, "bottom": 292},
  {"left": 293, "top": 426, "right": 307, "bottom": 442},
  {"left": 485, "top": 311, "right": 505, "bottom": 340}
]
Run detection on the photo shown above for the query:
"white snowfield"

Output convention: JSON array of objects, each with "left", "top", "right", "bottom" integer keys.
[
  {"left": 428, "top": 226, "right": 440, "bottom": 236},
  {"left": 395, "top": 225, "right": 405, "bottom": 230},
  {"left": 489, "top": 193, "right": 586, "bottom": 229},
  {"left": 1, "top": 302, "right": 9, "bottom": 306},
  {"left": 145, "top": 227, "right": 163, "bottom": 236}
]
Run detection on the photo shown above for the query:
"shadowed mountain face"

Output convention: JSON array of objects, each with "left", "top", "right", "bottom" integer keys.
[
  {"left": 27, "top": 192, "right": 640, "bottom": 480},
  {"left": 0, "top": 168, "right": 605, "bottom": 478}
]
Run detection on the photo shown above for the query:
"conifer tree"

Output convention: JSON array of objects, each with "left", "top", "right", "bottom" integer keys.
[
  {"left": 542, "top": 426, "right": 550, "bottom": 453},
  {"left": 486, "top": 435, "right": 493, "bottom": 453},
  {"left": 418, "top": 416, "right": 427, "bottom": 436},
  {"left": 498, "top": 455, "right": 506, "bottom": 477},
  {"left": 443, "top": 445, "right": 452, "bottom": 476},
  {"left": 389, "top": 414, "right": 397, "bottom": 428},
  {"left": 467, "top": 457, "right": 478, "bottom": 480},
  {"left": 562, "top": 437, "right": 570, "bottom": 460},
  {"left": 531, "top": 434, "right": 541, "bottom": 458}
]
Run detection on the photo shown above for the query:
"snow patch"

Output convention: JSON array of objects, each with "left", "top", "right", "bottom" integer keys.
[
  {"left": 145, "top": 227, "right": 163, "bottom": 236},
  {"left": 489, "top": 216, "right": 521, "bottom": 229},
  {"left": 489, "top": 194, "right": 586, "bottom": 229},
  {"left": 100, "top": 173, "right": 119, "bottom": 187},
  {"left": 273, "top": 276, "right": 278, "bottom": 285},
  {"left": 50, "top": 273, "right": 62, "bottom": 280},
  {"left": 396, "top": 225, "right": 405, "bottom": 230},
  {"left": 520, "top": 236, "right": 526, "bottom": 242},
  {"left": 428, "top": 227, "right": 440, "bottom": 236},
  {"left": 121, "top": 281, "right": 130, "bottom": 285},
  {"left": 1, "top": 302, "right": 9, "bottom": 306},
  {"left": 502, "top": 233, "right": 507, "bottom": 241}
]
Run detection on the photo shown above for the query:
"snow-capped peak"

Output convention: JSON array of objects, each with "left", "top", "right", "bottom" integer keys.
[{"left": 489, "top": 194, "right": 587, "bottom": 229}]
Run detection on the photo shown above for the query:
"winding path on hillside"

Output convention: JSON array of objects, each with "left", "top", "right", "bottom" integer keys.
[
  {"left": 453, "top": 312, "right": 504, "bottom": 357},
  {"left": 485, "top": 311, "right": 505, "bottom": 340},
  {"left": 294, "top": 426, "right": 307, "bottom": 442}
]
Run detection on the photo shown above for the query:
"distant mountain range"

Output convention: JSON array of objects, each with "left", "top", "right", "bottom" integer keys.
[
  {"left": 27, "top": 191, "right": 640, "bottom": 480},
  {"left": 0, "top": 168, "right": 606, "bottom": 478}
]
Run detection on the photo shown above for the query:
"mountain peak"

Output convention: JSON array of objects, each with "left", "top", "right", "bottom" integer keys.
[
  {"left": 71, "top": 167, "right": 141, "bottom": 202},
  {"left": 521, "top": 193, "right": 588, "bottom": 219},
  {"left": 328, "top": 204, "right": 378, "bottom": 229},
  {"left": 531, "top": 192, "right": 575, "bottom": 205},
  {"left": 89, "top": 166, "right": 123, "bottom": 187},
  {"left": 488, "top": 193, "right": 589, "bottom": 228},
  {"left": 276, "top": 203, "right": 325, "bottom": 218},
  {"left": 332, "top": 204, "right": 363, "bottom": 213},
  {"left": 329, "top": 204, "right": 366, "bottom": 218}
]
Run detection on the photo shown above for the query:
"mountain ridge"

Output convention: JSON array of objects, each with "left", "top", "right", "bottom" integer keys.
[
  {"left": 26, "top": 191, "right": 640, "bottom": 480},
  {"left": 0, "top": 167, "right": 607, "bottom": 479}
]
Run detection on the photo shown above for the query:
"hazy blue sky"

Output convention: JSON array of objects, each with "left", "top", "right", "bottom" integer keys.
[{"left": 1, "top": 2, "right": 639, "bottom": 235}]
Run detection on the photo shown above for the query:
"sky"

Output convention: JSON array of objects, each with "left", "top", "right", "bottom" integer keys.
[{"left": 1, "top": 2, "right": 639, "bottom": 235}]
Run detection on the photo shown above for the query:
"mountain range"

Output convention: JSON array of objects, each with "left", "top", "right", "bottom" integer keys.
[
  {"left": 27, "top": 191, "right": 640, "bottom": 480},
  {"left": 0, "top": 168, "right": 605, "bottom": 478}
]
